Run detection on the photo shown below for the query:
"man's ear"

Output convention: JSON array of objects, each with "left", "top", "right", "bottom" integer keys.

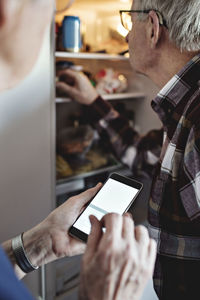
[{"left": 146, "top": 10, "right": 161, "bottom": 49}]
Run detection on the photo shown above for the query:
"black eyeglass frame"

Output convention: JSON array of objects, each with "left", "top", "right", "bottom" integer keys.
[{"left": 119, "top": 9, "right": 168, "bottom": 30}]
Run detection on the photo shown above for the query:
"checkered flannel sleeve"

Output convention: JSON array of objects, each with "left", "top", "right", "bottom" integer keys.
[{"left": 85, "top": 96, "right": 163, "bottom": 174}]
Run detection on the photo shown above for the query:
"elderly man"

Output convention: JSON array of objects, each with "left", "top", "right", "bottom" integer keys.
[
  {"left": 57, "top": 0, "right": 200, "bottom": 299},
  {"left": 0, "top": 1, "right": 156, "bottom": 300}
]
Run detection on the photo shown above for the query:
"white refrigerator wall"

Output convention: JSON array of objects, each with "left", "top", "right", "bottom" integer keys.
[{"left": 0, "top": 24, "right": 55, "bottom": 297}]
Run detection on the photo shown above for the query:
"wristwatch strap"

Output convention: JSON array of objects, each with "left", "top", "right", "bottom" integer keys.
[{"left": 12, "top": 233, "right": 39, "bottom": 273}]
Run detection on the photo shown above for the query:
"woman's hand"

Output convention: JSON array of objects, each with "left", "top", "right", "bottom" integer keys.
[{"left": 8, "top": 183, "right": 102, "bottom": 278}]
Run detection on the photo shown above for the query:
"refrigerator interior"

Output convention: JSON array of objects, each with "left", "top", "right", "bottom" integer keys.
[{"left": 54, "top": 1, "right": 160, "bottom": 299}]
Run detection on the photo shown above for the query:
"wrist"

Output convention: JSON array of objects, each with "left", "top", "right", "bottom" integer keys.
[
  {"left": 12, "top": 233, "right": 39, "bottom": 273},
  {"left": 22, "top": 222, "right": 53, "bottom": 268},
  {"left": 2, "top": 239, "right": 26, "bottom": 279},
  {"left": 2, "top": 225, "right": 51, "bottom": 279},
  {"left": 84, "top": 93, "right": 99, "bottom": 106}
]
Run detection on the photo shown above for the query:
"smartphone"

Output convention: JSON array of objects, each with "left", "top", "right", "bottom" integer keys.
[{"left": 69, "top": 173, "right": 143, "bottom": 242}]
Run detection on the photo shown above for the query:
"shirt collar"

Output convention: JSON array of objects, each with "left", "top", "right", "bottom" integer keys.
[{"left": 151, "top": 53, "right": 200, "bottom": 125}]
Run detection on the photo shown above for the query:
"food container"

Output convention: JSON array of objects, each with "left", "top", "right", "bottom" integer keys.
[{"left": 62, "top": 16, "right": 82, "bottom": 52}]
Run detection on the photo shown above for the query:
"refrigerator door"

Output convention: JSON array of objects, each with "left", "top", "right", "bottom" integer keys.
[{"left": 0, "top": 23, "right": 55, "bottom": 298}]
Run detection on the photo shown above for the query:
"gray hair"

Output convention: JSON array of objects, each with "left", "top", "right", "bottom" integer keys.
[{"left": 136, "top": 0, "right": 200, "bottom": 52}]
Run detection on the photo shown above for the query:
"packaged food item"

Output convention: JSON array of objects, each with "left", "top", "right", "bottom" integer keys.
[
  {"left": 95, "top": 68, "right": 128, "bottom": 95},
  {"left": 57, "top": 125, "right": 94, "bottom": 158},
  {"left": 56, "top": 60, "right": 75, "bottom": 71},
  {"left": 62, "top": 16, "right": 82, "bottom": 52},
  {"left": 56, "top": 155, "right": 73, "bottom": 177}
]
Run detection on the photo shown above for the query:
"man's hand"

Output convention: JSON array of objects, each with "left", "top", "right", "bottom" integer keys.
[
  {"left": 56, "top": 69, "right": 98, "bottom": 105},
  {"left": 22, "top": 183, "right": 102, "bottom": 270},
  {"left": 80, "top": 213, "right": 156, "bottom": 300}
]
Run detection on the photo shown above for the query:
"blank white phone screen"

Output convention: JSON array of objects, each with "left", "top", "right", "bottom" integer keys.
[{"left": 73, "top": 178, "right": 139, "bottom": 235}]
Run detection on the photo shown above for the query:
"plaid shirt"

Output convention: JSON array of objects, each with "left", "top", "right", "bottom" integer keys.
[
  {"left": 149, "top": 54, "right": 200, "bottom": 257},
  {"left": 86, "top": 53, "right": 200, "bottom": 297}
]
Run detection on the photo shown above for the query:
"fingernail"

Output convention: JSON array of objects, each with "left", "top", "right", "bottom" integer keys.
[
  {"left": 125, "top": 212, "right": 133, "bottom": 219},
  {"left": 89, "top": 215, "right": 95, "bottom": 225}
]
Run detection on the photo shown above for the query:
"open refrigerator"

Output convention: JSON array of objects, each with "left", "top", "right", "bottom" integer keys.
[{"left": 53, "top": 1, "right": 160, "bottom": 300}]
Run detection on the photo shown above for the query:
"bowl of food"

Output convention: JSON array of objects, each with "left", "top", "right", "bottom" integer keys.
[{"left": 57, "top": 125, "right": 95, "bottom": 162}]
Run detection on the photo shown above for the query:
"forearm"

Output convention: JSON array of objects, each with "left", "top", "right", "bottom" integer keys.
[{"left": 1, "top": 187, "right": 98, "bottom": 280}]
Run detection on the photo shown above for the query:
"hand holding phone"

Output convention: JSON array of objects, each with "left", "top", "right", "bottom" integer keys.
[{"left": 69, "top": 173, "right": 143, "bottom": 242}]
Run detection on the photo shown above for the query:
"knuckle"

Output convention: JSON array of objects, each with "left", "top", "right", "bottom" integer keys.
[
  {"left": 150, "top": 238, "right": 157, "bottom": 249},
  {"left": 106, "top": 243, "right": 118, "bottom": 262},
  {"left": 95, "top": 252, "right": 105, "bottom": 268},
  {"left": 131, "top": 257, "right": 139, "bottom": 271},
  {"left": 124, "top": 212, "right": 133, "bottom": 220},
  {"left": 106, "top": 212, "right": 121, "bottom": 221},
  {"left": 107, "top": 236, "right": 117, "bottom": 249},
  {"left": 140, "top": 264, "right": 152, "bottom": 279},
  {"left": 124, "top": 215, "right": 134, "bottom": 228},
  {"left": 125, "top": 243, "right": 133, "bottom": 259},
  {"left": 97, "top": 245, "right": 112, "bottom": 261},
  {"left": 136, "top": 225, "right": 150, "bottom": 242},
  {"left": 126, "top": 248, "right": 139, "bottom": 268},
  {"left": 137, "top": 225, "right": 149, "bottom": 235}
]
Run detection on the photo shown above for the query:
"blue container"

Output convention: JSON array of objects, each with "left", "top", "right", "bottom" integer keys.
[{"left": 62, "top": 16, "right": 82, "bottom": 52}]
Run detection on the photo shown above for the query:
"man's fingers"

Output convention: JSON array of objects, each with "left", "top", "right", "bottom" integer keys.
[
  {"left": 135, "top": 225, "right": 152, "bottom": 267},
  {"left": 85, "top": 215, "right": 102, "bottom": 257},
  {"left": 124, "top": 212, "right": 133, "bottom": 219},
  {"left": 101, "top": 213, "right": 123, "bottom": 240},
  {"left": 56, "top": 81, "right": 83, "bottom": 102},
  {"left": 56, "top": 81, "right": 76, "bottom": 98},
  {"left": 147, "top": 239, "right": 157, "bottom": 274},
  {"left": 135, "top": 225, "right": 149, "bottom": 245},
  {"left": 56, "top": 81, "right": 70, "bottom": 91},
  {"left": 57, "top": 68, "right": 77, "bottom": 79},
  {"left": 122, "top": 214, "right": 134, "bottom": 239}
]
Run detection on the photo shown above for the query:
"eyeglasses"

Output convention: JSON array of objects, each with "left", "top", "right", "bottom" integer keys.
[{"left": 119, "top": 9, "right": 167, "bottom": 31}]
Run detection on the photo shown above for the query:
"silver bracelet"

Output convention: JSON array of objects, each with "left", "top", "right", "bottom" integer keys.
[{"left": 12, "top": 233, "right": 39, "bottom": 273}]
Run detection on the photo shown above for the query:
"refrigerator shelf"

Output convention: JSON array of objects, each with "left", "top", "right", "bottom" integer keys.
[
  {"left": 55, "top": 51, "right": 129, "bottom": 61},
  {"left": 56, "top": 92, "right": 145, "bottom": 103},
  {"left": 56, "top": 162, "right": 123, "bottom": 195}
]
